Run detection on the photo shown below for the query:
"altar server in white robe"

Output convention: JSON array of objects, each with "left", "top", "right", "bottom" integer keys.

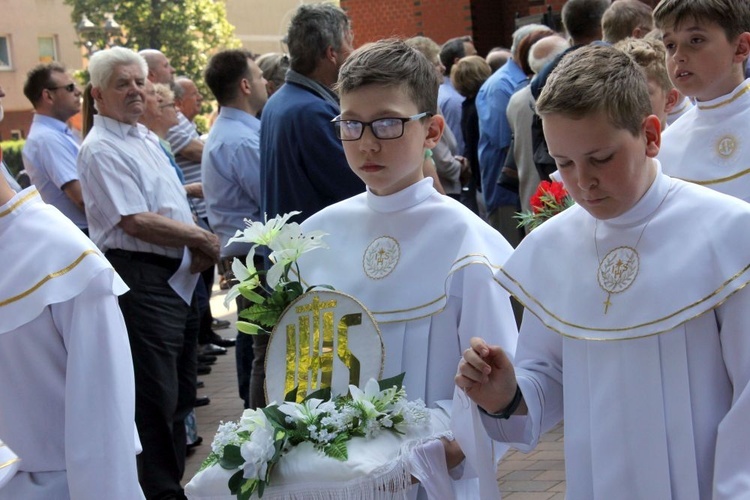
[
  {"left": 456, "top": 45, "right": 750, "bottom": 499},
  {"left": 0, "top": 176, "right": 144, "bottom": 499},
  {"left": 655, "top": 0, "right": 750, "bottom": 202},
  {"left": 297, "top": 40, "right": 519, "bottom": 499}
]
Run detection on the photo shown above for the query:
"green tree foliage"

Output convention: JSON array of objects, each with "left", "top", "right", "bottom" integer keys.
[{"left": 65, "top": 0, "right": 240, "bottom": 97}]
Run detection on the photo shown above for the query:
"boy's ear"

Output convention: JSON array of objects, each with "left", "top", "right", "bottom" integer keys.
[
  {"left": 664, "top": 88, "right": 681, "bottom": 115},
  {"left": 423, "top": 113, "right": 444, "bottom": 149},
  {"left": 643, "top": 114, "right": 661, "bottom": 158},
  {"left": 733, "top": 32, "right": 750, "bottom": 63}
]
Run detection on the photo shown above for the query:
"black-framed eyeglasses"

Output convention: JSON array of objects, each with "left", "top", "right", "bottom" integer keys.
[
  {"left": 47, "top": 83, "right": 76, "bottom": 93},
  {"left": 331, "top": 112, "right": 433, "bottom": 141}
]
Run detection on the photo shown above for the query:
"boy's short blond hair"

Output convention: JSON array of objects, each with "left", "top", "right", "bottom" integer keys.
[
  {"left": 602, "top": 0, "right": 654, "bottom": 43},
  {"left": 536, "top": 44, "right": 651, "bottom": 137},
  {"left": 654, "top": 0, "right": 750, "bottom": 42},
  {"left": 337, "top": 38, "right": 440, "bottom": 115},
  {"left": 450, "top": 55, "right": 491, "bottom": 98},
  {"left": 615, "top": 37, "right": 673, "bottom": 93}
]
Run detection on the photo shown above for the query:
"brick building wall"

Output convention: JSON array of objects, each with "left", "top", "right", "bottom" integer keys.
[
  {"left": 340, "top": 0, "right": 473, "bottom": 47},
  {"left": 341, "top": 0, "right": 655, "bottom": 56},
  {"left": 339, "top": 0, "right": 564, "bottom": 55}
]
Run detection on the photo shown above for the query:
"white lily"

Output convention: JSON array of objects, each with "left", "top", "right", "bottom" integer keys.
[
  {"left": 266, "top": 224, "right": 328, "bottom": 288},
  {"left": 227, "top": 212, "right": 302, "bottom": 248},
  {"left": 277, "top": 398, "right": 325, "bottom": 423},
  {"left": 223, "top": 248, "right": 261, "bottom": 308}
]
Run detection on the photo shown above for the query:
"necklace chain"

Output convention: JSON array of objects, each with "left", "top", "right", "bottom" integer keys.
[{"left": 594, "top": 184, "right": 672, "bottom": 314}]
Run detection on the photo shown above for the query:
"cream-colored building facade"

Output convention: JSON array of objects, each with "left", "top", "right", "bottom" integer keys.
[
  {"left": 0, "top": 0, "right": 82, "bottom": 139},
  {"left": 0, "top": 0, "right": 327, "bottom": 139}
]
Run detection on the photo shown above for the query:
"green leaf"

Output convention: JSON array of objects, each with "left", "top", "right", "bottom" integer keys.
[
  {"left": 220, "top": 444, "right": 245, "bottom": 470},
  {"left": 235, "top": 321, "right": 263, "bottom": 335},
  {"left": 304, "top": 386, "right": 332, "bottom": 403},
  {"left": 285, "top": 280, "right": 304, "bottom": 297},
  {"left": 378, "top": 372, "right": 405, "bottom": 392},
  {"left": 227, "top": 469, "right": 245, "bottom": 494},
  {"left": 284, "top": 385, "right": 299, "bottom": 402},
  {"left": 238, "top": 286, "right": 266, "bottom": 304},
  {"left": 239, "top": 478, "right": 258, "bottom": 500},
  {"left": 256, "top": 480, "right": 266, "bottom": 498},
  {"left": 305, "top": 283, "right": 335, "bottom": 293},
  {"left": 323, "top": 434, "right": 349, "bottom": 461},
  {"left": 198, "top": 452, "right": 219, "bottom": 472},
  {"left": 262, "top": 405, "right": 289, "bottom": 429}
]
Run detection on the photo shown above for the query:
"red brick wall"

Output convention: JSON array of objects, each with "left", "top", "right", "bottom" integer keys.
[
  {"left": 341, "top": 0, "right": 474, "bottom": 47},
  {"left": 329, "top": 0, "right": 655, "bottom": 57}
]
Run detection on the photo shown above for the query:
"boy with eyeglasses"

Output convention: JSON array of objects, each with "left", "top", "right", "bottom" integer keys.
[{"left": 297, "top": 39, "right": 518, "bottom": 498}]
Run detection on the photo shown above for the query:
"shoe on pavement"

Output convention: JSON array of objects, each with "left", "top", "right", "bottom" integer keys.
[
  {"left": 194, "top": 396, "right": 211, "bottom": 407},
  {"left": 212, "top": 318, "right": 231, "bottom": 330},
  {"left": 200, "top": 343, "right": 227, "bottom": 356},
  {"left": 197, "top": 364, "right": 212, "bottom": 375},
  {"left": 209, "top": 332, "right": 236, "bottom": 348}
]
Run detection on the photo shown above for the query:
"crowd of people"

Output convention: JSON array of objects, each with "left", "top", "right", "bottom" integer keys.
[{"left": 0, "top": 0, "right": 749, "bottom": 498}]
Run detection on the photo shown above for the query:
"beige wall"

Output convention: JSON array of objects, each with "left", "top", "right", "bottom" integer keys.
[
  {"left": 0, "top": 0, "right": 81, "bottom": 114},
  {"left": 226, "top": 0, "right": 324, "bottom": 57}
]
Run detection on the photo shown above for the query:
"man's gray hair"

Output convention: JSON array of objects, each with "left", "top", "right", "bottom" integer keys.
[
  {"left": 286, "top": 3, "right": 350, "bottom": 75},
  {"left": 528, "top": 36, "right": 570, "bottom": 75},
  {"left": 173, "top": 76, "right": 192, "bottom": 100},
  {"left": 89, "top": 47, "right": 147, "bottom": 89}
]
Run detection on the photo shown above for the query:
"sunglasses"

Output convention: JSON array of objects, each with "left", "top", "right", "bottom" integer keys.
[{"left": 47, "top": 83, "right": 76, "bottom": 93}]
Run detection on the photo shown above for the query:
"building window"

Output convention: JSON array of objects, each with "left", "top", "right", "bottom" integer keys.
[
  {"left": 38, "top": 36, "right": 57, "bottom": 63},
  {"left": 0, "top": 36, "right": 11, "bottom": 69}
]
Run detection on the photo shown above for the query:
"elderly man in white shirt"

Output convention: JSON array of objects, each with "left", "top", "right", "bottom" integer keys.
[{"left": 77, "top": 47, "right": 219, "bottom": 500}]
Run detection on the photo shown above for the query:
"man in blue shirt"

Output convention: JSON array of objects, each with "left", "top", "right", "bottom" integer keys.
[
  {"left": 260, "top": 2, "right": 363, "bottom": 224},
  {"left": 438, "top": 36, "right": 477, "bottom": 155},
  {"left": 22, "top": 63, "right": 87, "bottom": 232},
  {"left": 202, "top": 49, "right": 268, "bottom": 409}
]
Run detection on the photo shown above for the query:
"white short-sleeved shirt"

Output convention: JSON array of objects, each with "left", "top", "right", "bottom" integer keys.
[{"left": 77, "top": 115, "right": 194, "bottom": 258}]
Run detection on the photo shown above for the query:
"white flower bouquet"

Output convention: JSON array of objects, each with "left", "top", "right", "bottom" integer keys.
[
  {"left": 223, "top": 211, "right": 329, "bottom": 335},
  {"left": 200, "top": 374, "right": 431, "bottom": 499}
]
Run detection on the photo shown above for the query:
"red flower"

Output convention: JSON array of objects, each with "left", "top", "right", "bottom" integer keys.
[{"left": 530, "top": 181, "right": 569, "bottom": 214}]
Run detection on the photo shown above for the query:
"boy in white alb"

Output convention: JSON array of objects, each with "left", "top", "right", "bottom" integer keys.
[
  {"left": 655, "top": 0, "right": 750, "bottom": 202},
  {"left": 0, "top": 175, "right": 144, "bottom": 499},
  {"left": 456, "top": 45, "right": 750, "bottom": 499},
  {"left": 298, "top": 40, "right": 519, "bottom": 499}
]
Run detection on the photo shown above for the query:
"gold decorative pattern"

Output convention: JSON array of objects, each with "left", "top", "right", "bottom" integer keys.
[
  {"left": 363, "top": 236, "right": 400, "bottom": 280},
  {"left": 597, "top": 246, "right": 639, "bottom": 314},
  {"left": 0, "top": 250, "right": 99, "bottom": 308},
  {"left": 697, "top": 84, "right": 750, "bottom": 110},
  {"left": 0, "top": 188, "right": 39, "bottom": 218},
  {"left": 716, "top": 135, "right": 738, "bottom": 160},
  {"left": 497, "top": 262, "right": 750, "bottom": 340},
  {"left": 675, "top": 167, "right": 750, "bottom": 186},
  {"left": 0, "top": 457, "right": 19, "bottom": 469},
  {"left": 282, "top": 295, "right": 363, "bottom": 402}
]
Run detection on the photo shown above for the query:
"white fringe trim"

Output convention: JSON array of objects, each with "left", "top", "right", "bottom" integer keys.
[{"left": 255, "top": 433, "right": 453, "bottom": 500}]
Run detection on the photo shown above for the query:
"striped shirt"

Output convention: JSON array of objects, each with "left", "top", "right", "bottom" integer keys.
[
  {"left": 77, "top": 115, "right": 193, "bottom": 259},
  {"left": 166, "top": 112, "right": 206, "bottom": 218}
]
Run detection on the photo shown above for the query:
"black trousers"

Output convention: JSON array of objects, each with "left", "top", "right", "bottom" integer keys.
[{"left": 108, "top": 252, "right": 199, "bottom": 500}]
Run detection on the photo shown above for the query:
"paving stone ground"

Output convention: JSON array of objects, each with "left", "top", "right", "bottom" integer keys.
[{"left": 184, "top": 286, "right": 566, "bottom": 497}]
